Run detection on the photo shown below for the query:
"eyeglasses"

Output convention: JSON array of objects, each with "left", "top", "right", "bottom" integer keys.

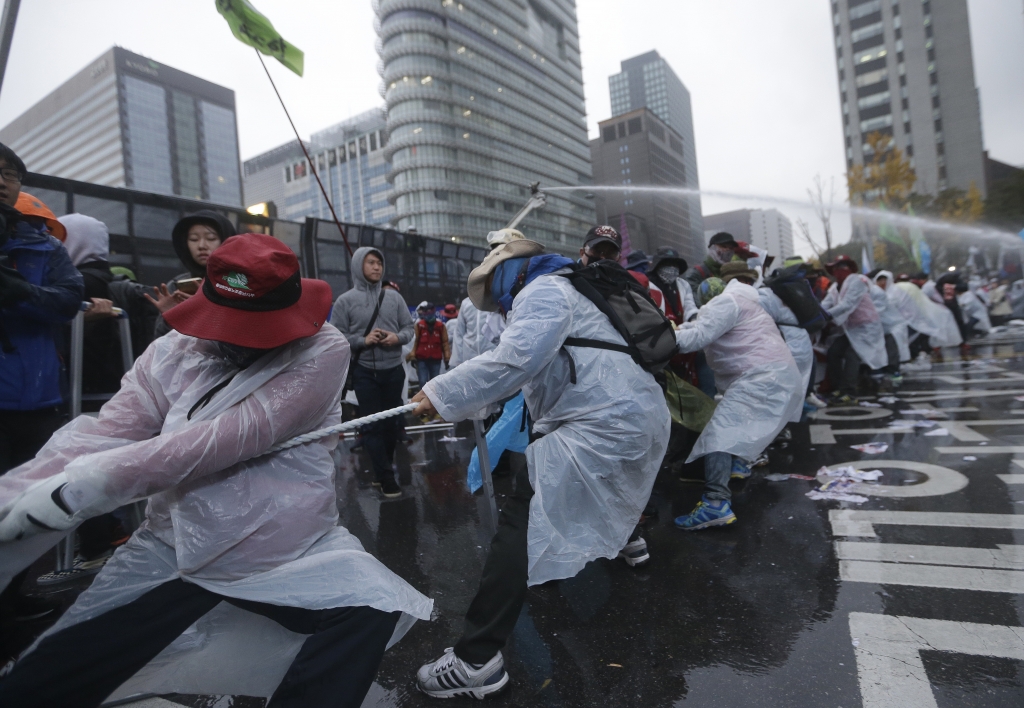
[{"left": 0, "top": 168, "right": 22, "bottom": 183}]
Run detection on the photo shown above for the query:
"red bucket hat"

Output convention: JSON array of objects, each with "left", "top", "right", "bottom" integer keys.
[{"left": 163, "top": 233, "right": 332, "bottom": 349}]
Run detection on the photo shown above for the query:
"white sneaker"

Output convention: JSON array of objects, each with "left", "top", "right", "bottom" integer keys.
[
  {"left": 618, "top": 537, "right": 650, "bottom": 567},
  {"left": 417, "top": 647, "right": 509, "bottom": 699},
  {"left": 806, "top": 393, "right": 828, "bottom": 409}
]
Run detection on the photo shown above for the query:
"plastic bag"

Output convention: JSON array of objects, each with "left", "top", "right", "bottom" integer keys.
[
  {"left": 466, "top": 393, "right": 529, "bottom": 493},
  {"left": 663, "top": 370, "right": 716, "bottom": 432}
]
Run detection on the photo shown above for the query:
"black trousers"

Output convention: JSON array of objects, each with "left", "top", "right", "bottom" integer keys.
[
  {"left": 0, "top": 579, "right": 400, "bottom": 708},
  {"left": 882, "top": 333, "right": 900, "bottom": 375},
  {"left": 908, "top": 329, "right": 930, "bottom": 359},
  {"left": 826, "top": 335, "right": 862, "bottom": 395},
  {"left": 351, "top": 364, "right": 406, "bottom": 481},
  {"left": 452, "top": 454, "right": 642, "bottom": 664},
  {"left": 0, "top": 407, "right": 65, "bottom": 476}
]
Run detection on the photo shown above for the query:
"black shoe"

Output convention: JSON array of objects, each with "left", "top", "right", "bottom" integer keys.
[
  {"left": 13, "top": 593, "right": 59, "bottom": 622},
  {"left": 380, "top": 477, "right": 402, "bottom": 498}
]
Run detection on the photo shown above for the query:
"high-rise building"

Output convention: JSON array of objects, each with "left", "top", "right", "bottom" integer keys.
[
  {"left": 590, "top": 108, "right": 702, "bottom": 263},
  {"left": 703, "top": 208, "right": 795, "bottom": 260},
  {"left": 375, "top": 0, "right": 595, "bottom": 252},
  {"left": 606, "top": 50, "right": 703, "bottom": 259},
  {"left": 243, "top": 108, "right": 395, "bottom": 225},
  {"left": 833, "top": 0, "right": 985, "bottom": 196},
  {"left": 0, "top": 47, "right": 242, "bottom": 205}
]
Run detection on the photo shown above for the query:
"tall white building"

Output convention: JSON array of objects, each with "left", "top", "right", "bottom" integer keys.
[
  {"left": 375, "top": 0, "right": 595, "bottom": 251},
  {"left": 703, "top": 208, "right": 794, "bottom": 260},
  {"left": 243, "top": 108, "right": 395, "bottom": 226}
]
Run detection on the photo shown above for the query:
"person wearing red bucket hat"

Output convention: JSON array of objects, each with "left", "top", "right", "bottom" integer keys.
[{"left": 0, "top": 233, "right": 432, "bottom": 707}]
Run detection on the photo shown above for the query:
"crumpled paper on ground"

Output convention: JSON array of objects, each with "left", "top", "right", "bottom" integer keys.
[
  {"left": 850, "top": 442, "right": 888, "bottom": 454},
  {"left": 805, "top": 466, "right": 883, "bottom": 503}
]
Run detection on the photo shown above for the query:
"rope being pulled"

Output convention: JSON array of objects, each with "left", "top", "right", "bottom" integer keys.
[{"left": 263, "top": 403, "right": 419, "bottom": 455}]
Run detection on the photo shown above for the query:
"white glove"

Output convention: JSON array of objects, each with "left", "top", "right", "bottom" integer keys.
[{"left": 0, "top": 473, "right": 76, "bottom": 542}]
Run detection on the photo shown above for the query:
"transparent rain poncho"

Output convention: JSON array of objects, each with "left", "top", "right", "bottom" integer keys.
[
  {"left": 758, "top": 286, "right": 813, "bottom": 418},
  {"left": 869, "top": 275, "right": 911, "bottom": 362},
  {"left": 957, "top": 289, "right": 991, "bottom": 334},
  {"left": 893, "top": 281, "right": 963, "bottom": 347},
  {"left": 676, "top": 280, "right": 803, "bottom": 462},
  {"left": 0, "top": 326, "right": 431, "bottom": 699},
  {"left": 423, "top": 275, "right": 670, "bottom": 586},
  {"left": 821, "top": 274, "right": 888, "bottom": 370}
]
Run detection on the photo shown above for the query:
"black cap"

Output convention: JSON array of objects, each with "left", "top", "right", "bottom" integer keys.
[
  {"left": 708, "top": 232, "right": 738, "bottom": 248},
  {"left": 650, "top": 246, "right": 688, "bottom": 274},
  {"left": 624, "top": 250, "right": 650, "bottom": 270},
  {"left": 583, "top": 225, "right": 622, "bottom": 250}
]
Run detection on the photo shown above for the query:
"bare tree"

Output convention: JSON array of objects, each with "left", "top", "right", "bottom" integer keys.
[
  {"left": 795, "top": 218, "right": 823, "bottom": 259},
  {"left": 808, "top": 174, "right": 836, "bottom": 253}
]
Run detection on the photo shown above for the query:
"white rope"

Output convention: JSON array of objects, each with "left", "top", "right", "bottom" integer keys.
[{"left": 263, "top": 403, "right": 419, "bottom": 454}]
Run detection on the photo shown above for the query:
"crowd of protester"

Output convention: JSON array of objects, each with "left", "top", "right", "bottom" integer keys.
[{"left": 0, "top": 136, "right": 1019, "bottom": 705}]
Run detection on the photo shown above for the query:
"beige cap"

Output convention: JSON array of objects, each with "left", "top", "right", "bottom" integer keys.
[
  {"left": 486, "top": 228, "right": 526, "bottom": 249},
  {"left": 467, "top": 239, "right": 546, "bottom": 311}
]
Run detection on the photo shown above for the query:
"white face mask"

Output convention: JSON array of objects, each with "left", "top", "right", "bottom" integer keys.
[
  {"left": 709, "top": 244, "right": 734, "bottom": 264},
  {"left": 656, "top": 266, "right": 680, "bottom": 282}
]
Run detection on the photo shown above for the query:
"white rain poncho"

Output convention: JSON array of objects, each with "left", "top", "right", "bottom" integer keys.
[
  {"left": 957, "top": 289, "right": 991, "bottom": 334},
  {"left": 821, "top": 274, "right": 888, "bottom": 370},
  {"left": 423, "top": 275, "right": 669, "bottom": 586},
  {"left": 450, "top": 297, "right": 504, "bottom": 367},
  {"left": 869, "top": 273, "right": 911, "bottom": 362},
  {"left": 0, "top": 326, "right": 431, "bottom": 699},
  {"left": 893, "top": 281, "right": 963, "bottom": 347},
  {"left": 757, "top": 287, "right": 812, "bottom": 420},
  {"left": 676, "top": 280, "right": 803, "bottom": 462}
]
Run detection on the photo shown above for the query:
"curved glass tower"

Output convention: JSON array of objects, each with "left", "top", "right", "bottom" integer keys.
[{"left": 375, "top": 0, "right": 595, "bottom": 252}]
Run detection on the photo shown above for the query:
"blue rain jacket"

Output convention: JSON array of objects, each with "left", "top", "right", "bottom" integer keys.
[{"left": 0, "top": 219, "right": 84, "bottom": 410}]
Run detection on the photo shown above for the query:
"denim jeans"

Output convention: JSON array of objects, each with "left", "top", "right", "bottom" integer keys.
[
  {"left": 704, "top": 451, "right": 733, "bottom": 502},
  {"left": 416, "top": 358, "right": 442, "bottom": 391}
]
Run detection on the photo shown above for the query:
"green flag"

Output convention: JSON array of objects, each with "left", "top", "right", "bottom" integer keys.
[{"left": 216, "top": 0, "right": 304, "bottom": 76}]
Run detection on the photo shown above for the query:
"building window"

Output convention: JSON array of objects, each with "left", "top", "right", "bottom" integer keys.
[
  {"left": 370, "top": 133, "right": 378, "bottom": 151},
  {"left": 627, "top": 117, "right": 642, "bottom": 134},
  {"left": 602, "top": 126, "right": 616, "bottom": 142},
  {"left": 617, "top": 122, "right": 626, "bottom": 138}
]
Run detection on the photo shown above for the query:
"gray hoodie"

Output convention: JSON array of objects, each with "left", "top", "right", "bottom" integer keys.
[{"left": 330, "top": 247, "right": 414, "bottom": 371}]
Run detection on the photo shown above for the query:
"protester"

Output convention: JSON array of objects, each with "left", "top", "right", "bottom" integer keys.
[
  {"left": 579, "top": 224, "right": 622, "bottom": 265},
  {"left": 988, "top": 279, "right": 1012, "bottom": 327},
  {"left": 673, "top": 264, "right": 802, "bottom": 530},
  {"left": 0, "top": 144, "right": 84, "bottom": 621},
  {"left": 330, "top": 247, "right": 414, "bottom": 498},
  {"left": 148, "top": 211, "right": 236, "bottom": 338},
  {"left": 410, "top": 239, "right": 669, "bottom": 698},
  {"left": 955, "top": 280, "right": 991, "bottom": 338},
  {"left": 757, "top": 272, "right": 813, "bottom": 417},
  {"left": 821, "top": 256, "right": 887, "bottom": 404},
  {"left": 871, "top": 270, "right": 911, "bottom": 380},
  {"left": 407, "top": 301, "right": 451, "bottom": 394},
  {"left": 443, "top": 303, "right": 458, "bottom": 346},
  {"left": 682, "top": 232, "right": 737, "bottom": 299},
  {"left": 451, "top": 229, "right": 524, "bottom": 368},
  {"left": 0, "top": 234, "right": 431, "bottom": 707},
  {"left": 893, "top": 276, "right": 962, "bottom": 367},
  {"left": 648, "top": 247, "right": 697, "bottom": 324}
]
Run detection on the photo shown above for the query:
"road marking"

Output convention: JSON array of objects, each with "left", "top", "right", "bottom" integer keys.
[
  {"left": 836, "top": 541, "right": 1024, "bottom": 570},
  {"left": 935, "top": 445, "right": 1024, "bottom": 454},
  {"left": 998, "top": 474, "right": 1024, "bottom": 485},
  {"left": 841, "top": 560, "right": 1024, "bottom": 593},
  {"left": 810, "top": 420, "right": 1024, "bottom": 443},
  {"left": 896, "top": 389, "right": 1024, "bottom": 403},
  {"left": 819, "top": 460, "right": 967, "bottom": 498},
  {"left": 810, "top": 407, "right": 892, "bottom": 422},
  {"left": 830, "top": 509, "right": 1024, "bottom": 537},
  {"left": 850, "top": 612, "right": 1024, "bottom": 708},
  {"left": 932, "top": 372, "right": 1024, "bottom": 385}
]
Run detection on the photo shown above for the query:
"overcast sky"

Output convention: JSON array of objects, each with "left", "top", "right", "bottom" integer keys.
[{"left": 0, "top": 0, "right": 1020, "bottom": 254}]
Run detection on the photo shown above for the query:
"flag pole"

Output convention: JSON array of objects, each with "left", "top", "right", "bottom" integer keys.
[{"left": 254, "top": 48, "right": 353, "bottom": 257}]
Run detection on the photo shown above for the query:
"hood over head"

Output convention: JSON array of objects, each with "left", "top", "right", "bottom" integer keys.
[
  {"left": 350, "top": 246, "right": 386, "bottom": 293},
  {"left": 172, "top": 210, "right": 237, "bottom": 277},
  {"left": 59, "top": 213, "right": 109, "bottom": 267}
]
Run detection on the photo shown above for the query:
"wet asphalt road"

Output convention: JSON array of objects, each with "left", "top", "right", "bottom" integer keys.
[{"left": 9, "top": 337, "right": 1024, "bottom": 707}]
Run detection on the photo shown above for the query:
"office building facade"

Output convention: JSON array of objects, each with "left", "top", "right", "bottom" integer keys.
[
  {"left": 591, "top": 108, "right": 703, "bottom": 264},
  {"left": 703, "top": 208, "right": 795, "bottom": 260},
  {"left": 243, "top": 108, "right": 395, "bottom": 226},
  {"left": 606, "top": 50, "right": 703, "bottom": 260},
  {"left": 0, "top": 47, "right": 242, "bottom": 205},
  {"left": 833, "top": 0, "right": 985, "bottom": 197},
  {"left": 375, "top": 0, "right": 595, "bottom": 252}
]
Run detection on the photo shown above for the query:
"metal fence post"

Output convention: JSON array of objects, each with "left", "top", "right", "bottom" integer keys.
[{"left": 472, "top": 419, "right": 499, "bottom": 535}]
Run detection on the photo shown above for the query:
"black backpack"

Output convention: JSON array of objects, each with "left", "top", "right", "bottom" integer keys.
[
  {"left": 559, "top": 261, "right": 677, "bottom": 376},
  {"left": 763, "top": 263, "right": 832, "bottom": 333}
]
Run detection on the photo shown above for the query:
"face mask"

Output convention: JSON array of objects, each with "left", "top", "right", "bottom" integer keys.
[
  {"left": 422, "top": 313, "right": 436, "bottom": 323},
  {"left": 656, "top": 266, "right": 680, "bottom": 282},
  {"left": 217, "top": 341, "right": 272, "bottom": 369},
  {"left": 709, "top": 245, "right": 734, "bottom": 264}
]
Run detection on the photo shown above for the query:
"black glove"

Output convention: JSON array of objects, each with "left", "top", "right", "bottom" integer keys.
[{"left": 0, "top": 264, "right": 32, "bottom": 308}]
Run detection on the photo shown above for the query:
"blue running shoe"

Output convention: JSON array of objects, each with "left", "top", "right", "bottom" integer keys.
[
  {"left": 674, "top": 497, "right": 737, "bottom": 530},
  {"left": 731, "top": 458, "right": 753, "bottom": 479}
]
